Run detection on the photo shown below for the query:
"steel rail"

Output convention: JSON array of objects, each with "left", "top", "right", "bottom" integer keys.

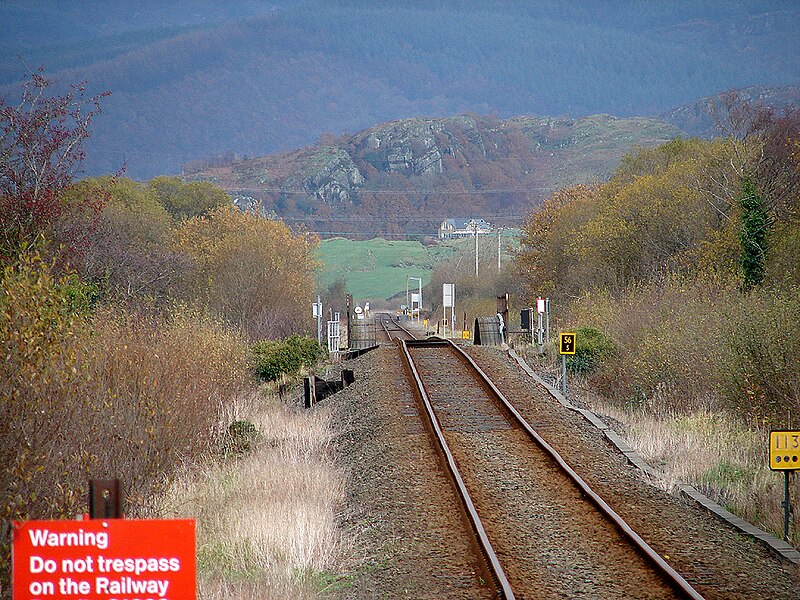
[
  {"left": 416, "top": 337, "right": 706, "bottom": 600},
  {"left": 378, "top": 316, "right": 397, "bottom": 342},
  {"left": 378, "top": 313, "right": 416, "bottom": 342},
  {"left": 400, "top": 338, "right": 514, "bottom": 599}
]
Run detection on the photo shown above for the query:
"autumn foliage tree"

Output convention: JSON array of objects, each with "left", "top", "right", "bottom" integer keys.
[
  {"left": 71, "top": 177, "right": 188, "bottom": 303},
  {"left": 515, "top": 184, "right": 600, "bottom": 302},
  {"left": 0, "top": 69, "right": 109, "bottom": 263},
  {"left": 174, "top": 205, "right": 319, "bottom": 339},
  {"left": 711, "top": 95, "right": 800, "bottom": 288},
  {"left": 149, "top": 175, "right": 229, "bottom": 221},
  {"left": 514, "top": 128, "right": 800, "bottom": 432},
  {"left": 514, "top": 136, "right": 787, "bottom": 302}
]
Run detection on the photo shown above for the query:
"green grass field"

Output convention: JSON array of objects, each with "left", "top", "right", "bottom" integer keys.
[
  {"left": 315, "top": 238, "right": 457, "bottom": 303},
  {"left": 315, "top": 232, "right": 521, "bottom": 304}
]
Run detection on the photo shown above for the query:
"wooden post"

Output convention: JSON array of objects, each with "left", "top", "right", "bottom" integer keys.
[
  {"left": 304, "top": 376, "right": 316, "bottom": 408},
  {"left": 89, "top": 479, "right": 122, "bottom": 519},
  {"left": 341, "top": 369, "right": 355, "bottom": 387}
]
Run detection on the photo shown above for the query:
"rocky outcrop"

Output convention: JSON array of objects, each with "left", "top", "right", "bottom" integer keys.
[
  {"left": 288, "top": 146, "right": 364, "bottom": 205},
  {"left": 357, "top": 115, "right": 481, "bottom": 175},
  {"left": 186, "top": 112, "right": 683, "bottom": 226}
]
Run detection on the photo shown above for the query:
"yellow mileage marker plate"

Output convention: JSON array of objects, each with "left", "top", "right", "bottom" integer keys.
[
  {"left": 769, "top": 430, "right": 800, "bottom": 470},
  {"left": 559, "top": 332, "right": 576, "bottom": 355}
]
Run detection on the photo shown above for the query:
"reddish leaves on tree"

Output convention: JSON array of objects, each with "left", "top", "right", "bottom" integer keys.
[{"left": 0, "top": 67, "right": 110, "bottom": 261}]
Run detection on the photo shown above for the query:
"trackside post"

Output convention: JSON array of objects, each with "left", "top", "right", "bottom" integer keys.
[
  {"left": 769, "top": 430, "right": 799, "bottom": 541},
  {"left": 559, "top": 332, "right": 576, "bottom": 395}
]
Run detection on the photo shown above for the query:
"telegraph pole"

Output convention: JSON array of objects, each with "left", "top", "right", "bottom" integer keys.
[
  {"left": 474, "top": 222, "right": 479, "bottom": 277},
  {"left": 497, "top": 226, "right": 502, "bottom": 272},
  {"left": 314, "top": 295, "right": 322, "bottom": 344},
  {"left": 345, "top": 293, "right": 352, "bottom": 349}
]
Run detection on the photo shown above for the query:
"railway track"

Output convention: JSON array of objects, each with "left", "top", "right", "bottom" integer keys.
[
  {"left": 376, "top": 313, "right": 416, "bottom": 342},
  {"left": 400, "top": 337, "right": 705, "bottom": 599}
]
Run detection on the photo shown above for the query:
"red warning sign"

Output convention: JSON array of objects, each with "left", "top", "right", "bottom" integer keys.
[{"left": 12, "top": 519, "right": 195, "bottom": 599}]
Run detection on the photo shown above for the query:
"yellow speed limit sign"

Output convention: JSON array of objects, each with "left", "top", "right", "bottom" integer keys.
[
  {"left": 559, "top": 332, "right": 576, "bottom": 355},
  {"left": 769, "top": 430, "right": 800, "bottom": 470}
]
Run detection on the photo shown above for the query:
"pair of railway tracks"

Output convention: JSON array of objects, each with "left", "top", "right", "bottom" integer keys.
[
  {"left": 377, "top": 313, "right": 416, "bottom": 342},
  {"left": 399, "top": 337, "right": 705, "bottom": 599}
]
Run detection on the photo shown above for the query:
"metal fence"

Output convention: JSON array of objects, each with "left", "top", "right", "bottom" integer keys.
[{"left": 327, "top": 315, "right": 341, "bottom": 353}]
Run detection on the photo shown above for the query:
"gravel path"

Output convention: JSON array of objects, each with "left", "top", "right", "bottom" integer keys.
[{"left": 326, "top": 345, "right": 800, "bottom": 599}]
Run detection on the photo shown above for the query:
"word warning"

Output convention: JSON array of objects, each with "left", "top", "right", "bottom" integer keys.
[{"left": 13, "top": 519, "right": 195, "bottom": 600}]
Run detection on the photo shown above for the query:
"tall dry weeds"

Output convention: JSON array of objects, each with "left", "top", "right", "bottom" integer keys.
[
  {"left": 1, "top": 255, "right": 251, "bottom": 592},
  {"left": 152, "top": 393, "right": 345, "bottom": 599},
  {"left": 569, "top": 277, "right": 800, "bottom": 427},
  {"left": 566, "top": 276, "right": 800, "bottom": 544},
  {"left": 593, "top": 403, "right": 800, "bottom": 546}
]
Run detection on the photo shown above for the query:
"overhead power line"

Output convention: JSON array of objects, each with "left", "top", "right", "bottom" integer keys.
[
  {"left": 278, "top": 215, "right": 529, "bottom": 222},
  {"left": 307, "top": 230, "right": 522, "bottom": 237},
  {"left": 229, "top": 187, "right": 557, "bottom": 194}
]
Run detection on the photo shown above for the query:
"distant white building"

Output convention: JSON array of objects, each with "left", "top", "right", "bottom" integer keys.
[{"left": 438, "top": 218, "right": 492, "bottom": 240}]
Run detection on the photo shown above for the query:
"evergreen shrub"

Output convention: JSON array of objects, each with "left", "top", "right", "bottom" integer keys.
[
  {"left": 566, "top": 326, "right": 617, "bottom": 375},
  {"left": 252, "top": 335, "right": 327, "bottom": 381}
]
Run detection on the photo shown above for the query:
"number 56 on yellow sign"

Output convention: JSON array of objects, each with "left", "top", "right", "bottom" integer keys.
[
  {"left": 559, "top": 332, "right": 576, "bottom": 355},
  {"left": 769, "top": 430, "right": 800, "bottom": 470}
]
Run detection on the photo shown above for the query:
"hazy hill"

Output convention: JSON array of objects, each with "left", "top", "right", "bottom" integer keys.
[
  {"left": 661, "top": 83, "right": 800, "bottom": 137},
  {"left": 1, "top": 1, "right": 798, "bottom": 179},
  {"left": 186, "top": 113, "right": 683, "bottom": 237}
]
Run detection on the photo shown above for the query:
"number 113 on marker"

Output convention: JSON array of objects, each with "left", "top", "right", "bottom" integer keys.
[
  {"left": 774, "top": 432, "right": 799, "bottom": 450},
  {"left": 769, "top": 430, "right": 800, "bottom": 470}
]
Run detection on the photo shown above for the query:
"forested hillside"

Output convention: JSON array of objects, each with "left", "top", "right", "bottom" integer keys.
[{"left": 1, "top": 1, "right": 798, "bottom": 179}]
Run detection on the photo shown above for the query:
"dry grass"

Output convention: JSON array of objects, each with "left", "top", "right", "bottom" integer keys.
[
  {"left": 560, "top": 277, "right": 800, "bottom": 546},
  {"left": 150, "top": 392, "right": 347, "bottom": 599},
  {"left": 0, "top": 255, "right": 252, "bottom": 594},
  {"left": 568, "top": 278, "right": 800, "bottom": 426},
  {"left": 591, "top": 400, "right": 800, "bottom": 546},
  {"left": 1, "top": 256, "right": 249, "bottom": 513}
]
